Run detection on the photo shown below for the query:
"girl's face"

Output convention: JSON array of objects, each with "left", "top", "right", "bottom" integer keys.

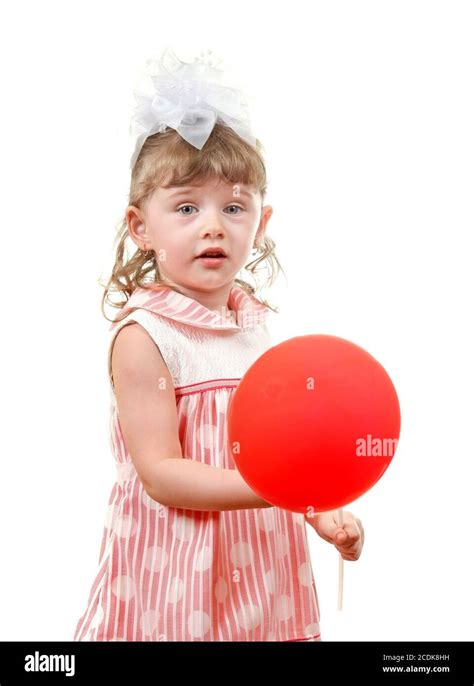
[{"left": 126, "top": 177, "right": 273, "bottom": 297}]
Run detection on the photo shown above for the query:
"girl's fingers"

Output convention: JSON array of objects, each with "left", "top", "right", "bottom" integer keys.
[
  {"left": 311, "top": 511, "right": 365, "bottom": 560},
  {"left": 334, "top": 515, "right": 364, "bottom": 559},
  {"left": 334, "top": 519, "right": 361, "bottom": 548}
]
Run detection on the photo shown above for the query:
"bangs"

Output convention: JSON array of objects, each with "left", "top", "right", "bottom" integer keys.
[{"left": 134, "top": 122, "right": 267, "bottom": 199}]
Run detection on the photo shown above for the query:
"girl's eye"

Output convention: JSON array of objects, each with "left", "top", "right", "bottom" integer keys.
[
  {"left": 177, "top": 205, "right": 197, "bottom": 215},
  {"left": 176, "top": 205, "right": 244, "bottom": 215}
]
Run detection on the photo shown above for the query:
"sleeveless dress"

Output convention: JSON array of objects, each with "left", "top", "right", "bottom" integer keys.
[{"left": 73, "top": 283, "right": 321, "bottom": 642}]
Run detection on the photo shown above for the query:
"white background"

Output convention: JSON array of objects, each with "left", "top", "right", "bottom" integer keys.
[{"left": 1, "top": 0, "right": 473, "bottom": 642}]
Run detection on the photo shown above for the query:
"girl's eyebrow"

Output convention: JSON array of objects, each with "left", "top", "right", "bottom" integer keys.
[
  {"left": 167, "top": 187, "right": 200, "bottom": 198},
  {"left": 166, "top": 187, "right": 254, "bottom": 199}
]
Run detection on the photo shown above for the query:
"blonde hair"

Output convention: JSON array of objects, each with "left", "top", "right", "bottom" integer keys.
[{"left": 99, "top": 122, "right": 285, "bottom": 323}]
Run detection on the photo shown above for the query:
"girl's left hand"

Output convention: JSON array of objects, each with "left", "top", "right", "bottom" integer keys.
[{"left": 305, "top": 510, "right": 365, "bottom": 561}]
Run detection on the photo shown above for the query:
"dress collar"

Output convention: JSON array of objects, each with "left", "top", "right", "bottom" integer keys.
[{"left": 109, "top": 284, "right": 272, "bottom": 332}]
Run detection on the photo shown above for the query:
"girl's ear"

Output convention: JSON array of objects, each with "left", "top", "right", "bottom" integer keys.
[
  {"left": 255, "top": 205, "right": 273, "bottom": 246},
  {"left": 126, "top": 205, "right": 149, "bottom": 246}
]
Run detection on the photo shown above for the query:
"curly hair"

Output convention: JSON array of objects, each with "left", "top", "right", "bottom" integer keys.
[{"left": 99, "top": 121, "right": 286, "bottom": 323}]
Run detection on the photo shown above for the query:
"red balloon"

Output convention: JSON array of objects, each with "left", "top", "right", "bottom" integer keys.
[{"left": 227, "top": 335, "right": 401, "bottom": 513}]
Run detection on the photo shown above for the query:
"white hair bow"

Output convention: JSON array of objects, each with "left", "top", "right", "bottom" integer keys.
[{"left": 129, "top": 46, "right": 257, "bottom": 170}]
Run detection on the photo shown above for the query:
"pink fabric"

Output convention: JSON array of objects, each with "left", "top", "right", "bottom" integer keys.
[{"left": 73, "top": 284, "right": 321, "bottom": 641}]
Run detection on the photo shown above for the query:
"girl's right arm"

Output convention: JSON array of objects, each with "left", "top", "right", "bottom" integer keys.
[{"left": 111, "top": 323, "right": 273, "bottom": 512}]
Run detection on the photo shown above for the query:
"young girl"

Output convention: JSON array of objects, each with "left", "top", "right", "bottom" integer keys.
[{"left": 73, "top": 47, "right": 364, "bottom": 642}]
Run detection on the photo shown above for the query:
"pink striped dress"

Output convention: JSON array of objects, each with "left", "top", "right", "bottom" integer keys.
[{"left": 73, "top": 283, "right": 321, "bottom": 642}]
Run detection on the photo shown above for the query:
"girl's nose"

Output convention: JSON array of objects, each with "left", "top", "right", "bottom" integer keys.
[{"left": 199, "top": 212, "right": 226, "bottom": 237}]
